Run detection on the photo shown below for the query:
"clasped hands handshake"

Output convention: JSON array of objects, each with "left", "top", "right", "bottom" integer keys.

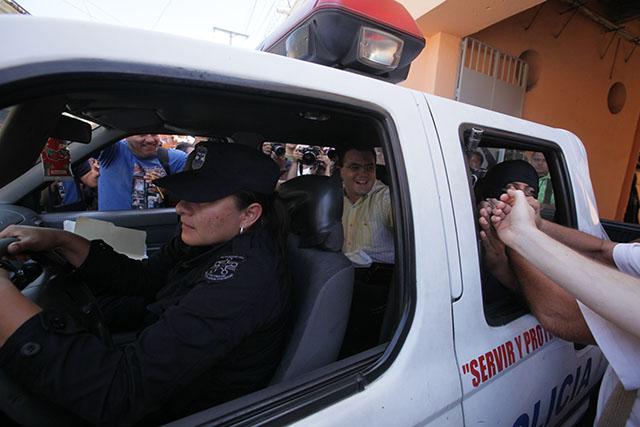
[{"left": 478, "top": 189, "right": 543, "bottom": 252}]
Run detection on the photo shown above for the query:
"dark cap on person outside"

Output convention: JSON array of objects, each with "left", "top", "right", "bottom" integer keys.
[
  {"left": 72, "top": 160, "right": 92, "bottom": 178},
  {"left": 154, "top": 141, "right": 279, "bottom": 203},
  {"left": 476, "top": 160, "right": 539, "bottom": 200}
]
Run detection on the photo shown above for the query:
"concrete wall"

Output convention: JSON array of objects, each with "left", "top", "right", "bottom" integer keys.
[
  {"left": 405, "top": 0, "right": 640, "bottom": 219},
  {"left": 470, "top": 1, "right": 640, "bottom": 219},
  {"left": 402, "top": 28, "right": 460, "bottom": 98}
]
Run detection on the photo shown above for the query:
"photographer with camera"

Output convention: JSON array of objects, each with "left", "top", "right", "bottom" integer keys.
[
  {"left": 337, "top": 145, "right": 394, "bottom": 356},
  {"left": 467, "top": 150, "right": 486, "bottom": 186},
  {"left": 261, "top": 142, "right": 289, "bottom": 180},
  {"left": 284, "top": 144, "right": 334, "bottom": 180}
]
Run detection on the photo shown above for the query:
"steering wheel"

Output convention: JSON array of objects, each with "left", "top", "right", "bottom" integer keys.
[{"left": 0, "top": 237, "right": 112, "bottom": 347}]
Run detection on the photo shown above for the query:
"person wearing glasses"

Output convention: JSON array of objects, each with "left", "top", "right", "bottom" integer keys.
[{"left": 337, "top": 145, "right": 394, "bottom": 355}]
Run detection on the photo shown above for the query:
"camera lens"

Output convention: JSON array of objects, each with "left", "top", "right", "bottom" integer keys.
[
  {"left": 325, "top": 148, "right": 336, "bottom": 160},
  {"left": 272, "top": 144, "right": 285, "bottom": 157},
  {"left": 301, "top": 148, "right": 318, "bottom": 166}
]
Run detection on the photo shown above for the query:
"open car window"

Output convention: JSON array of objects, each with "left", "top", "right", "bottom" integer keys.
[
  {"left": 0, "top": 71, "right": 408, "bottom": 425},
  {"left": 462, "top": 127, "right": 574, "bottom": 326}
]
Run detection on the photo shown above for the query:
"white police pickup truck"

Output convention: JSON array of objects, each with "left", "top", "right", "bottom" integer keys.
[{"left": 0, "top": 0, "right": 620, "bottom": 425}]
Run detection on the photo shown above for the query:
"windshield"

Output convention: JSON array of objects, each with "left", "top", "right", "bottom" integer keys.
[{"left": 0, "top": 107, "right": 11, "bottom": 132}]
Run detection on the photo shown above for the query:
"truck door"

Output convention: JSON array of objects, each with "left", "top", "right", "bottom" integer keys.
[{"left": 422, "top": 93, "right": 607, "bottom": 427}]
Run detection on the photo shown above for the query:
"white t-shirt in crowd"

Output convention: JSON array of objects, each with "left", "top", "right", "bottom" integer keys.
[{"left": 579, "top": 242, "right": 640, "bottom": 426}]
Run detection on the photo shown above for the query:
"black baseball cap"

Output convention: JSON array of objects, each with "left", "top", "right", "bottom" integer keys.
[
  {"left": 72, "top": 159, "right": 92, "bottom": 178},
  {"left": 154, "top": 141, "right": 279, "bottom": 203},
  {"left": 476, "top": 160, "right": 539, "bottom": 200}
]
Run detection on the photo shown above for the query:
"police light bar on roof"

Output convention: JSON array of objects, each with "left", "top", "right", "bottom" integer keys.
[{"left": 259, "top": 0, "right": 426, "bottom": 84}]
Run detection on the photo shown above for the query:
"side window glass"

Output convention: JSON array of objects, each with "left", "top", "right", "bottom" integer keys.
[
  {"left": 0, "top": 107, "right": 11, "bottom": 131},
  {"left": 467, "top": 146, "right": 563, "bottom": 325},
  {"left": 529, "top": 151, "right": 556, "bottom": 220},
  {"left": 40, "top": 156, "right": 100, "bottom": 213},
  {"left": 38, "top": 134, "right": 194, "bottom": 213},
  {"left": 263, "top": 143, "right": 337, "bottom": 181}
]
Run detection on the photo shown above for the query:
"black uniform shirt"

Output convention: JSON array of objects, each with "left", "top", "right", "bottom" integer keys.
[{"left": 0, "top": 228, "right": 289, "bottom": 425}]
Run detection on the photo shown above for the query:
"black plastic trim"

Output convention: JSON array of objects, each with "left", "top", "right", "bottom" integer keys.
[{"left": 601, "top": 219, "right": 640, "bottom": 243}]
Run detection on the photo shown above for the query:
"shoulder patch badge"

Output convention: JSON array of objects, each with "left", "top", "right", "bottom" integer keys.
[
  {"left": 191, "top": 145, "right": 207, "bottom": 170},
  {"left": 205, "top": 255, "right": 245, "bottom": 282}
]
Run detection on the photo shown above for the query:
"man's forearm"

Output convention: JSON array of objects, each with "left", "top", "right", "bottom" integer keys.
[
  {"left": 508, "top": 227, "right": 640, "bottom": 340},
  {"left": 508, "top": 250, "right": 594, "bottom": 344},
  {"left": 539, "top": 220, "right": 615, "bottom": 266}
]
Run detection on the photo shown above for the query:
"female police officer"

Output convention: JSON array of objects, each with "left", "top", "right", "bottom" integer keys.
[{"left": 0, "top": 141, "right": 289, "bottom": 425}]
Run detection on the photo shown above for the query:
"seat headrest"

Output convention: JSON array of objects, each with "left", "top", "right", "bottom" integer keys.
[{"left": 278, "top": 175, "right": 343, "bottom": 252}]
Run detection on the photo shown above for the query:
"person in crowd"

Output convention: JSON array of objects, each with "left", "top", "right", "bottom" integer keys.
[
  {"left": 44, "top": 158, "right": 100, "bottom": 212},
  {"left": 338, "top": 145, "right": 394, "bottom": 355},
  {"left": 530, "top": 152, "right": 555, "bottom": 210},
  {"left": 262, "top": 142, "right": 289, "bottom": 180},
  {"left": 476, "top": 161, "right": 591, "bottom": 339},
  {"left": 467, "top": 150, "right": 486, "bottom": 186},
  {"left": 484, "top": 189, "right": 640, "bottom": 426},
  {"left": 284, "top": 144, "right": 334, "bottom": 180},
  {"left": 0, "top": 142, "right": 290, "bottom": 425},
  {"left": 175, "top": 141, "right": 195, "bottom": 155},
  {"left": 467, "top": 150, "right": 484, "bottom": 171},
  {"left": 475, "top": 160, "right": 539, "bottom": 293},
  {"left": 261, "top": 142, "right": 274, "bottom": 156},
  {"left": 97, "top": 134, "right": 187, "bottom": 211},
  {"left": 339, "top": 146, "right": 393, "bottom": 264}
]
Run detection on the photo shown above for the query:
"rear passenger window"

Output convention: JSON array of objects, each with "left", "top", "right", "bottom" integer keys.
[{"left": 462, "top": 127, "right": 575, "bottom": 326}]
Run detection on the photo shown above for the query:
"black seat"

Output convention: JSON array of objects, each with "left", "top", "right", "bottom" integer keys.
[{"left": 271, "top": 175, "right": 354, "bottom": 383}]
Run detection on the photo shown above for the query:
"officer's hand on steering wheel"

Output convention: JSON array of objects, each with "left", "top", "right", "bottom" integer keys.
[
  {"left": 0, "top": 230, "right": 73, "bottom": 290},
  {"left": 0, "top": 225, "right": 62, "bottom": 256}
]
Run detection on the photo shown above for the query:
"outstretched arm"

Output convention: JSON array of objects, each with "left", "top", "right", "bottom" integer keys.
[
  {"left": 508, "top": 249, "right": 594, "bottom": 344},
  {"left": 0, "top": 225, "right": 90, "bottom": 267},
  {"left": 539, "top": 219, "right": 616, "bottom": 267},
  {"left": 493, "top": 190, "right": 640, "bottom": 340}
]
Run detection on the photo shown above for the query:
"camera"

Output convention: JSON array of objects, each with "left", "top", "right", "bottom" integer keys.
[
  {"left": 324, "top": 147, "right": 336, "bottom": 161},
  {"left": 272, "top": 143, "right": 285, "bottom": 157},
  {"left": 301, "top": 146, "right": 321, "bottom": 166}
]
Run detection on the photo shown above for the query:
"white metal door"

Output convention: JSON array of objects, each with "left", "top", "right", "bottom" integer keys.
[
  {"left": 455, "top": 38, "right": 528, "bottom": 118},
  {"left": 424, "top": 93, "right": 607, "bottom": 426}
]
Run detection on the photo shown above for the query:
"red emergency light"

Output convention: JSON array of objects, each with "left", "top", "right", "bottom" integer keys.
[{"left": 259, "top": 0, "right": 426, "bottom": 83}]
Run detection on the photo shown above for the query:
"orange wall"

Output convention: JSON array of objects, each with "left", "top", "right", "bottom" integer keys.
[
  {"left": 403, "top": 29, "right": 461, "bottom": 98},
  {"left": 469, "top": 1, "right": 640, "bottom": 219}
]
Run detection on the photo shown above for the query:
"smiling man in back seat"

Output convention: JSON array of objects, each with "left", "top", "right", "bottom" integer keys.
[{"left": 337, "top": 145, "right": 394, "bottom": 355}]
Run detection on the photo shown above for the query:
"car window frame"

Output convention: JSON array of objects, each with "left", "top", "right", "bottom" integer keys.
[
  {"left": 459, "top": 124, "right": 577, "bottom": 326},
  {"left": 0, "top": 69, "right": 416, "bottom": 425}
]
